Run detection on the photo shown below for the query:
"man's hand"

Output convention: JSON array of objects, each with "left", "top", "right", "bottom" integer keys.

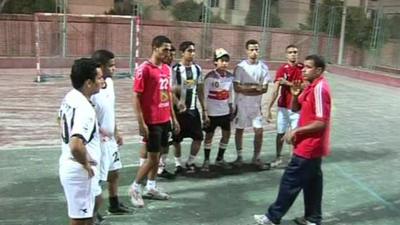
[
  {"left": 83, "top": 163, "right": 94, "bottom": 178},
  {"left": 139, "top": 122, "right": 149, "bottom": 139},
  {"left": 266, "top": 108, "right": 273, "bottom": 123},
  {"left": 282, "top": 129, "right": 297, "bottom": 145},
  {"left": 202, "top": 111, "right": 210, "bottom": 128},
  {"left": 177, "top": 102, "right": 187, "bottom": 113},
  {"left": 115, "top": 132, "right": 123, "bottom": 146},
  {"left": 290, "top": 80, "right": 303, "bottom": 96},
  {"left": 173, "top": 119, "right": 180, "bottom": 135}
]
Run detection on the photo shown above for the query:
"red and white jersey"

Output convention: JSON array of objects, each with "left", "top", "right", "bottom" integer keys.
[
  {"left": 294, "top": 76, "right": 331, "bottom": 159},
  {"left": 204, "top": 70, "right": 234, "bottom": 116},
  {"left": 58, "top": 89, "right": 101, "bottom": 167},
  {"left": 234, "top": 60, "right": 270, "bottom": 108},
  {"left": 91, "top": 77, "right": 116, "bottom": 138},
  {"left": 275, "top": 63, "right": 304, "bottom": 108},
  {"left": 133, "top": 61, "right": 172, "bottom": 125}
]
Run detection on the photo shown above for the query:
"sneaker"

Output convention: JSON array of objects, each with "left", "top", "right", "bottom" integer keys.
[
  {"left": 232, "top": 156, "right": 244, "bottom": 167},
  {"left": 94, "top": 212, "right": 105, "bottom": 225},
  {"left": 174, "top": 165, "right": 185, "bottom": 175},
  {"left": 215, "top": 159, "right": 232, "bottom": 169},
  {"left": 185, "top": 163, "right": 197, "bottom": 173},
  {"left": 253, "top": 214, "right": 276, "bottom": 225},
  {"left": 201, "top": 160, "right": 210, "bottom": 172},
  {"left": 158, "top": 169, "right": 176, "bottom": 179},
  {"left": 128, "top": 186, "right": 144, "bottom": 208},
  {"left": 252, "top": 158, "right": 270, "bottom": 171},
  {"left": 270, "top": 157, "right": 283, "bottom": 168},
  {"left": 142, "top": 187, "right": 170, "bottom": 200},
  {"left": 293, "top": 217, "right": 318, "bottom": 225},
  {"left": 108, "top": 202, "right": 133, "bottom": 214}
]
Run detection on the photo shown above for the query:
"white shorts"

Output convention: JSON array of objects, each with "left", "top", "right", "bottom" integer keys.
[
  {"left": 276, "top": 107, "right": 300, "bottom": 134},
  {"left": 99, "top": 137, "right": 122, "bottom": 181},
  {"left": 235, "top": 105, "right": 263, "bottom": 129},
  {"left": 60, "top": 162, "right": 100, "bottom": 219}
]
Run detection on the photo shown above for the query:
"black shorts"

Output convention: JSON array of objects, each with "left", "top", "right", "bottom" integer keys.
[
  {"left": 172, "top": 109, "right": 204, "bottom": 143},
  {"left": 203, "top": 114, "right": 231, "bottom": 133},
  {"left": 146, "top": 122, "right": 171, "bottom": 152}
]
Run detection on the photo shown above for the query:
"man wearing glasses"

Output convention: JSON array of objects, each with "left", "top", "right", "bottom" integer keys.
[
  {"left": 267, "top": 44, "right": 304, "bottom": 168},
  {"left": 233, "top": 39, "right": 271, "bottom": 170}
]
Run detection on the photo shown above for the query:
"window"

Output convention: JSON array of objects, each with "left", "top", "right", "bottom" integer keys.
[
  {"left": 227, "top": 0, "right": 236, "bottom": 10},
  {"left": 210, "top": 0, "right": 219, "bottom": 8}
]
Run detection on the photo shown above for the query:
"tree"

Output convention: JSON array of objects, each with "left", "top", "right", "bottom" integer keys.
[
  {"left": 245, "top": 0, "right": 281, "bottom": 28},
  {"left": 1, "top": 0, "right": 55, "bottom": 14},
  {"left": 170, "top": 0, "right": 226, "bottom": 23}
]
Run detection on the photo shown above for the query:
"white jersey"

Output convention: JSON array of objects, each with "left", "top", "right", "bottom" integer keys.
[
  {"left": 204, "top": 70, "right": 234, "bottom": 116},
  {"left": 58, "top": 89, "right": 101, "bottom": 170},
  {"left": 234, "top": 60, "right": 270, "bottom": 108},
  {"left": 91, "top": 77, "right": 116, "bottom": 137}
]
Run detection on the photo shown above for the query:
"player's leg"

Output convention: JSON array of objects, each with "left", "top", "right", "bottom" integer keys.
[
  {"left": 233, "top": 128, "right": 244, "bottom": 166},
  {"left": 251, "top": 116, "right": 269, "bottom": 170},
  {"left": 201, "top": 116, "right": 217, "bottom": 172},
  {"left": 302, "top": 158, "right": 323, "bottom": 225},
  {"left": 271, "top": 107, "right": 289, "bottom": 168},
  {"left": 215, "top": 115, "right": 232, "bottom": 169},
  {"left": 185, "top": 110, "right": 204, "bottom": 173}
]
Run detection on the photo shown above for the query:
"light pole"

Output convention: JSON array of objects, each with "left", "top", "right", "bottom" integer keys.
[{"left": 338, "top": 0, "right": 347, "bottom": 65}]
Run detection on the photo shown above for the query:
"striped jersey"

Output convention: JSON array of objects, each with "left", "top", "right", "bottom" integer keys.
[
  {"left": 204, "top": 70, "right": 234, "bottom": 116},
  {"left": 172, "top": 63, "right": 202, "bottom": 110}
]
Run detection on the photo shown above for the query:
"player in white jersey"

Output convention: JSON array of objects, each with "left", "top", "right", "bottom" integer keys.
[
  {"left": 90, "top": 50, "right": 131, "bottom": 219},
  {"left": 233, "top": 39, "right": 271, "bottom": 170},
  {"left": 201, "top": 48, "right": 234, "bottom": 172},
  {"left": 58, "top": 58, "right": 104, "bottom": 225}
]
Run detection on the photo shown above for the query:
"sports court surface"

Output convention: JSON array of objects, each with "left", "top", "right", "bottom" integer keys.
[{"left": 0, "top": 68, "right": 399, "bottom": 225}]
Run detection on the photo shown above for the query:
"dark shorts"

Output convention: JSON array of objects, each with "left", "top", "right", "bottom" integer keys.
[
  {"left": 203, "top": 114, "right": 231, "bottom": 133},
  {"left": 146, "top": 122, "right": 172, "bottom": 153},
  {"left": 172, "top": 109, "right": 204, "bottom": 143}
]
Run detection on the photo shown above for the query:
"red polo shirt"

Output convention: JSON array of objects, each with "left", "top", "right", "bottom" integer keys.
[
  {"left": 133, "top": 61, "right": 171, "bottom": 125},
  {"left": 294, "top": 76, "right": 331, "bottom": 159},
  {"left": 275, "top": 63, "right": 303, "bottom": 108}
]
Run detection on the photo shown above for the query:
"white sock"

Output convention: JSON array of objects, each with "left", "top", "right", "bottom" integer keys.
[
  {"left": 160, "top": 153, "right": 168, "bottom": 165},
  {"left": 132, "top": 181, "right": 140, "bottom": 190},
  {"left": 139, "top": 158, "right": 146, "bottom": 166},
  {"left": 187, "top": 155, "right": 196, "bottom": 165},
  {"left": 174, "top": 157, "right": 182, "bottom": 167},
  {"left": 146, "top": 180, "right": 156, "bottom": 190}
]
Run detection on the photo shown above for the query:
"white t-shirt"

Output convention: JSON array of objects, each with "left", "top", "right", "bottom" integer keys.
[
  {"left": 58, "top": 89, "right": 100, "bottom": 172},
  {"left": 204, "top": 70, "right": 234, "bottom": 116},
  {"left": 91, "top": 77, "right": 116, "bottom": 137},
  {"left": 234, "top": 60, "right": 270, "bottom": 108}
]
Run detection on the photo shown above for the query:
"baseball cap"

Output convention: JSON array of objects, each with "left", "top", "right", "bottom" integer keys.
[{"left": 214, "top": 48, "right": 230, "bottom": 61}]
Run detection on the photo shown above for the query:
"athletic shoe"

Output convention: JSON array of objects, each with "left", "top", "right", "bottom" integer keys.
[
  {"left": 142, "top": 187, "right": 170, "bottom": 200},
  {"left": 185, "top": 163, "right": 197, "bottom": 173},
  {"left": 232, "top": 156, "right": 244, "bottom": 167},
  {"left": 215, "top": 159, "right": 232, "bottom": 169},
  {"left": 270, "top": 157, "right": 283, "bottom": 168},
  {"left": 174, "top": 165, "right": 185, "bottom": 175},
  {"left": 253, "top": 214, "right": 276, "bottom": 225},
  {"left": 252, "top": 158, "right": 270, "bottom": 171},
  {"left": 128, "top": 186, "right": 144, "bottom": 208},
  {"left": 293, "top": 217, "right": 318, "bottom": 225},
  {"left": 201, "top": 160, "right": 210, "bottom": 172},
  {"left": 108, "top": 203, "right": 133, "bottom": 214},
  {"left": 158, "top": 169, "right": 176, "bottom": 179}
]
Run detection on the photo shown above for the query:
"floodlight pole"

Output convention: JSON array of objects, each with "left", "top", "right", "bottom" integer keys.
[{"left": 338, "top": 0, "right": 347, "bottom": 65}]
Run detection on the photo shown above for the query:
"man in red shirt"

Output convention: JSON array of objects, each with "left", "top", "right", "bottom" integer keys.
[
  {"left": 267, "top": 44, "right": 303, "bottom": 168},
  {"left": 254, "top": 55, "right": 331, "bottom": 225},
  {"left": 129, "top": 35, "right": 180, "bottom": 208}
]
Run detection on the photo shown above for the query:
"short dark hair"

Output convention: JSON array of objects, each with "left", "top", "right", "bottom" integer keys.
[
  {"left": 245, "top": 39, "right": 259, "bottom": 49},
  {"left": 92, "top": 49, "right": 114, "bottom": 66},
  {"left": 151, "top": 35, "right": 172, "bottom": 48},
  {"left": 305, "top": 54, "right": 326, "bottom": 72},
  {"left": 286, "top": 44, "right": 298, "bottom": 50},
  {"left": 179, "top": 41, "right": 195, "bottom": 52},
  {"left": 70, "top": 58, "right": 100, "bottom": 89}
]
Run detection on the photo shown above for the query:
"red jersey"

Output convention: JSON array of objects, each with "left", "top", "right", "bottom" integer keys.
[
  {"left": 133, "top": 61, "right": 171, "bottom": 125},
  {"left": 275, "top": 63, "right": 303, "bottom": 108},
  {"left": 294, "top": 76, "right": 331, "bottom": 159}
]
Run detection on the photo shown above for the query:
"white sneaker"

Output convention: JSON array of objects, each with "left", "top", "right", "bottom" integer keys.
[
  {"left": 128, "top": 186, "right": 144, "bottom": 208},
  {"left": 254, "top": 214, "right": 276, "bottom": 225},
  {"left": 143, "top": 187, "right": 170, "bottom": 200}
]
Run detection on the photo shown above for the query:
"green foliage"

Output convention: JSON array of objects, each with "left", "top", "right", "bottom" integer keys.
[
  {"left": 171, "top": 0, "right": 226, "bottom": 23},
  {"left": 245, "top": 0, "right": 281, "bottom": 28},
  {"left": 3, "top": 0, "right": 55, "bottom": 14}
]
